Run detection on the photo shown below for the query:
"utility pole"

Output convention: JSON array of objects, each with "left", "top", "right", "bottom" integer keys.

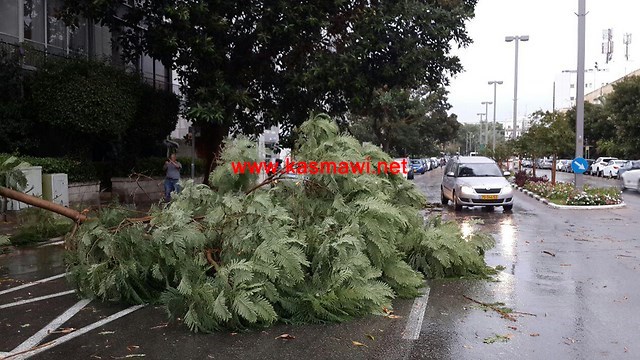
[
  {"left": 602, "top": 28, "right": 614, "bottom": 64},
  {"left": 481, "top": 102, "right": 493, "bottom": 149},
  {"left": 552, "top": 81, "right": 556, "bottom": 112},
  {"left": 575, "top": 0, "right": 586, "bottom": 190},
  {"left": 505, "top": 35, "right": 529, "bottom": 140},
  {"left": 477, "top": 113, "right": 485, "bottom": 150},
  {"left": 624, "top": 33, "right": 632, "bottom": 75},
  {"left": 488, "top": 81, "right": 503, "bottom": 152}
]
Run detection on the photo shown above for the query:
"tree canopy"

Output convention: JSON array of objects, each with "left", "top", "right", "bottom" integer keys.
[{"left": 61, "top": 0, "right": 477, "bottom": 179}]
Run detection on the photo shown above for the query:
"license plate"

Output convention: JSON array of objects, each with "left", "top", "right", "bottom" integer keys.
[{"left": 481, "top": 195, "right": 499, "bottom": 200}]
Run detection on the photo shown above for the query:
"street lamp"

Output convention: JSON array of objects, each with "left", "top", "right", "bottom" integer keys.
[
  {"left": 505, "top": 35, "right": 529, "bottom": 140},
  {"left": 477, "top": 112, "right": 485, "bottom": 150},
  {"left": 488, "top": 81, "right": 503, "bottom": 152},
  {"left": 481, "top": 101, "right": 493, "bottom": 149}
]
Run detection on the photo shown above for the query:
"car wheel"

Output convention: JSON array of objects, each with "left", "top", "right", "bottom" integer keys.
[
  {"left": 598, "top": 170, "right": 603, "bottom": 177},
  {"left": 441, "top": 188, "right": 449, "bottom": 205},
  {"left": 453, "top": 192, "right": 462, "bottom": 211},
  {"left": 503, "top": 204, "right": 513, "bottom": 211},
  {"left": 408, "top": 172, "right": 414, "bottom": 180}
]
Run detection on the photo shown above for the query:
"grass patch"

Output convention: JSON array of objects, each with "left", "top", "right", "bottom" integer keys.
[{"left": 9, "top": 208, "right": 73, "bottom": 246}]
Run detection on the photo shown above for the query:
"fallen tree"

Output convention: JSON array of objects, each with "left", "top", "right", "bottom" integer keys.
[{"left": 3, "top": 115, "right": 494, "bottom": 332}]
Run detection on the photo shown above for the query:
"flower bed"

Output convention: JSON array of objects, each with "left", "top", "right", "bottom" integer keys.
[{"left": 523, "top": 180, "right": 622, "bottom": 206}]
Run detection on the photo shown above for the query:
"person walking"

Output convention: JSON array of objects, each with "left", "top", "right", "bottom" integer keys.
[{"left": 163, "top": 153, "right": 182, "bottom": 202}]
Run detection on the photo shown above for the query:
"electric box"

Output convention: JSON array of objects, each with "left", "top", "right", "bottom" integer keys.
[
  {"left": 7, "top": 166, "right": 43, "bottom": 211},
  {"left": 42, "top": 173, "right": 69, "bottom": 207}
]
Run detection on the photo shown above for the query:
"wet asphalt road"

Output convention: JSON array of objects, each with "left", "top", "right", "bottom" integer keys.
[{"left": 1, "top": 168, "right": 640, "bottom": 359}]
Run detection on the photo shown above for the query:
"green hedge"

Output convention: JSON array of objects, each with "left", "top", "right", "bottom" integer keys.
[{"left": 0, "top": 154, "right": 98, "bottom": 183}]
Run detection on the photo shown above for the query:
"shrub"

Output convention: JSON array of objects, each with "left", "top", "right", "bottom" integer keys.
[
  {"left": 10, "top": 208, "right": 73, "bottom": 245},
  {"left": 1, "top": 154, "right": 99, "bottom": 183},
  {"left": 31, "top": 58, "right": 140, "bottom": 139}
]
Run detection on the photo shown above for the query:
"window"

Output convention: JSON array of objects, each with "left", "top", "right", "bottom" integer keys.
[
  {"left": 46, "top": 0, "right": 66, "bottom": 52},
  {"left": 0, "top": 0, "right": 20, "bottom": 39},
  {"left": 570, "top": 84, "right": 575, "bottom": 89},
  {"left": 457, "top": 163, "right": 503, "bottom": 177},
  {"left": 93, "top": 24, "right": 112, "bottom": 58},
  {"left": 24, "top": 0, "right": 45, "bottom": 44},
  {"left": 69, "top": 17, "right": 88, "bottom": 55}
]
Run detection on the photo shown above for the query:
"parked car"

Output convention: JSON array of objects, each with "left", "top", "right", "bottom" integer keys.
[
  {"left": 422, "top": 158, "right": 432, "bottom": 172},
  {"left": 602, "top": 160, "right": 628, "bottom": 178},
  {"left": 584, "top": 159, "right": 595, "bottom": 175},
  {"left": 410, "top": 159, "right": 426, "bottom": 174},
  {"left": 556, "top": 159, "right": 571, "bottom": 172},
  {"left": 590, "top": 157, "right": 618, "bottom": 177},
  {"left": 441, "top": 156, "right": 513, "bottom": 211},
  {"left": 522, "top": 159, "right": 533, "bottom": 168},
  {"left": 621, "top": 167, "right": 640, "bottom": 191},
  {"left": 537, "top": 158, "right": 553, "bottom": 169},
  {"left": 619, "top": 160, "right": 640, "bottom": 178},
  {"left": 393, "top": 158, "right": 414, "bottom": 180}
]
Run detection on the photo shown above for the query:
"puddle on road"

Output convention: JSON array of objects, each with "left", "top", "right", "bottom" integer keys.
[{"left": 0, "top": 244, "right": 65, "bottom": 281}]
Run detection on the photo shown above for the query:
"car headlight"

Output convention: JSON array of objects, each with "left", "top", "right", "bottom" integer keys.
[
  {"left": 460, "top": 186, "right": 475, "bottom": 194},
  {"left": 501, "top": 186, "right": 513, "bottom": 194}
]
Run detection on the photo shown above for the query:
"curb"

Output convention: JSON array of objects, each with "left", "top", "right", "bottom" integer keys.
[{"left": 510, "top": 184, "right": 626, "bottom": 210}]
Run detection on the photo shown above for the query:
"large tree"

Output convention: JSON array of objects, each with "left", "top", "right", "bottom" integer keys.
[
  {"left": 61, "top": 0, "right": 477, "bottom": 182},
  {"left": 605, "top": 75, "right": 640, "bottom": 158},
  {"left": 565, "top": 101, "right": 615, "bottom": 159},
  {"left": 349, "top": 87, "right": 460, "bottom": 156}
]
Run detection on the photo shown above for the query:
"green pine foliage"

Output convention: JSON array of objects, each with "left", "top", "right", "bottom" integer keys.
[{"left": 66, "top": 114, "right": 494, "bottom": 333}]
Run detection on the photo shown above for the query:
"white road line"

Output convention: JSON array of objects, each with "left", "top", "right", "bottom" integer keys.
[
  {"left": 11, "top": 299, "right": 92, "bottom": 354},
  {"left": 0, "top": 274, "right": 66, "bottom": 296},
  {"left": 0, "top": 290, "right": 76, "bottom": 310},
  {"left": 5, "top": 304, "right": 146, "bottom": 360},
  {"left": 401, "top": 287, "right": 431, "bottom": 340}
]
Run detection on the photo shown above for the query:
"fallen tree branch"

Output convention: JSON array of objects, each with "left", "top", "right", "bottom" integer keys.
[
  {"left": 0, "top": 186, "right": 87, "bottom": 223},
  {"left": 462, "top": 295, "right": 517, "bottom": 322}
]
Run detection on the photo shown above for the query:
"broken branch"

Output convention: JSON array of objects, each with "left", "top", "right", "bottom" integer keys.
[{"left": 463, "top": 295, "right": 517, "bottom": 322}]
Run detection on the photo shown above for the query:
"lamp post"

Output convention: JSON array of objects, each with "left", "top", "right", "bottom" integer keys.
[
  {"left": 481, "top": 101, "right": 493, "bottom": 151},
  {"left": 477, "top": 112, "right": 485, "bottom": 150},
  {"left": 575, "top": 0, "right": 586, "bottom": 190},
  {"left": 505, "top": 35, "right": 529, "bottom": 140},
  {"left": 488, "top": 81, "right": 503, "bottom": 152}
]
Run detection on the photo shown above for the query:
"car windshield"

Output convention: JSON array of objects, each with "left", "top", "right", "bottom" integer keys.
[
  {"left": 614, "top": 160, "right": 626, "bottom": 164},
  {"left": 411, "top": 160, "right": 421, "bottom": 164},
  {"left": 457, "top": 163, "right": 503, "bottom": 177}
]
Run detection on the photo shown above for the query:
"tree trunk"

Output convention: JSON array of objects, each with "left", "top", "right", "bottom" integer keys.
[
  {"left": 195, "top": 122, "right": 229, "bottom": 186},
  {"left": 551, "top": 154, "right": 557, "bottom": 185},
  {"left": 532, "top": 154, "right": 537, "bottom": 177},
  {"left": 0, "top": 187, "right": 87, "bottom": 222}
]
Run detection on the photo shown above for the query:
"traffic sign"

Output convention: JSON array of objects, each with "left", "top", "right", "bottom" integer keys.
[{"left": 571, "top": 157, "right": 589, "bottom": 174}]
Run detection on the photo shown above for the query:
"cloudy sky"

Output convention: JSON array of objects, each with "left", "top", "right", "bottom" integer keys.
[{"left": 447, "top": 0, "right": 640, "bottom": 126}]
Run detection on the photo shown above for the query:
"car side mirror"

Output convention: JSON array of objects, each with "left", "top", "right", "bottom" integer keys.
[
  {"left": 503, "top": 171, "right": 511, "bottom": 177},
  {"left": 446, "top": 172, "right": 455, "bottom": 177}
]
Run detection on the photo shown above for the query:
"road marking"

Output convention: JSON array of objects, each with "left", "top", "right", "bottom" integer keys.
[
  {"left": 0, "top": 290, "right": 76, "bottom": 310},
  {"left": 0, "top": 274, "right": 66, "bottom": 296},
  {"left": 401, "top": 287, "right": 430, "bottom": 340},
  {"left": 10, "top": 299, "right": 92, "bottom": 354},
  {"left": 4, "top": 304, "right": 146, "bottom": 360}
]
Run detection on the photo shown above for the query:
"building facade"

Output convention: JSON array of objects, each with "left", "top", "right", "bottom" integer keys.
[{"left": 0, "top": 0, "right": 172, "bottom": 91}]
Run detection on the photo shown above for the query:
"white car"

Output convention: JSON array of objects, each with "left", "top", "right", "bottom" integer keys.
[
  {"left": 556, "top": 159, "right": 570, "bottom": 172},
  {"left": 621, "top": 168, "right": 640, "bottom": 191},
  {"left": 591, "top": 157, "right": 618, "bottom": 177},
  {"left": 602, "top": 160, "right": 628, "bottom": 178}
]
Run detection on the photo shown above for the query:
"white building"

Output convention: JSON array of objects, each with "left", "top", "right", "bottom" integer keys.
[{"left": 503, "top": 117, "right": 532, "bottom": 140}]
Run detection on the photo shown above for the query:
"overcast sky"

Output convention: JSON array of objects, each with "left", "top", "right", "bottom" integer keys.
[{"left": 447, "top": 0, "right": 640, "bottom": 126}]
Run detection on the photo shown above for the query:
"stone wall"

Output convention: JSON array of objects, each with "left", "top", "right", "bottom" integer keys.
[{"left": 68, "top": 182, "right": 100, "bottom": 207}]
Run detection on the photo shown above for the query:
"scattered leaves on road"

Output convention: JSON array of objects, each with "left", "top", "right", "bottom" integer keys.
[
  {"left": 366, "top": 334, "right": 375, "bottom": 341},
  {"left": 483, "top": 334, "right": 513, "bottom": 344},
  {"left": 352, "top": 341, "right": 368, "bottom": 347},
  {"left": 98, "top": 331, "right": 115, "bottom": 335},
  {"left": 507, "top": 326, "right": 518, "bottom": 331},
  {"left": 275, "top": 333, "right": 295, "bottom": 340},
  {"left": 20, "top": 323, "right": 30, "bottom": 328},
  {"left": 127, "top": 345, "right": 140, "bottom": 352},
  {"left": 149, "top": 323, "right": 168, "bottom": 330},
  {"left": 530, "top": 333, "right": 540, "bottom": 337},
  {"left": 560, "top": 264, "right": 572, "bottom": 266},
  {"left": 542, "top": 251, "right": 556, "bottom": 257}
]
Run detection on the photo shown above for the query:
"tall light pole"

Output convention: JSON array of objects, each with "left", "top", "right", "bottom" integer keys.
[
  {"left": 477, "top": 112, "right": 485, "bottom": 150},
  {"left": 505, "top": 35, "right": 529, "bottom": 140},
  {"left": 481, "top": 101, "right": 493, "bottom": 150},
  {"left": 488, "top": 80, "right": 503, "bottom": 152},
  {"left": 575, "top": 0, "right": 586, "bottom": 190}
]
